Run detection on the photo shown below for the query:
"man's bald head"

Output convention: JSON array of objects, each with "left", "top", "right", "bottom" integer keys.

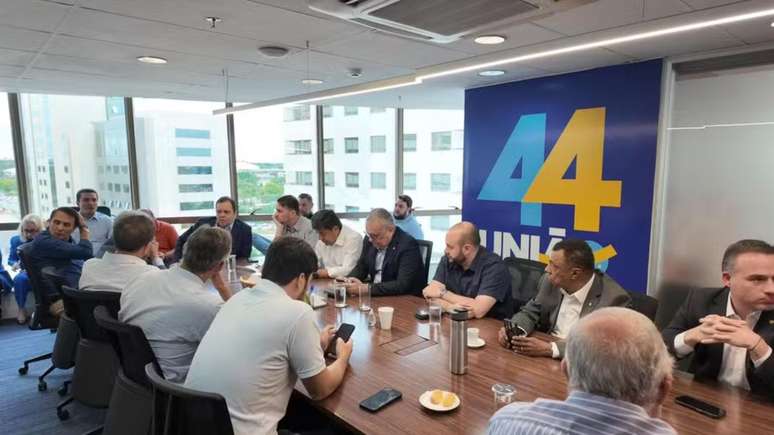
[{"left": 448, "top": 221, "right": 480, "bottom": 247}]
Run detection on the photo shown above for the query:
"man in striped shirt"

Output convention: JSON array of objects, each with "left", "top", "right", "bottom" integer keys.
[{"left": 488, "top": 307, "right": 676, "bottom": 435}]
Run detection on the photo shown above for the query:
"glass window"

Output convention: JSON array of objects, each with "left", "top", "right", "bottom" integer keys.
[
  {"left": 176, "top": 147, "right": 212, "bottom": 157},
  {"left": 403, "top": 109, "right": 463, "bottom": 209},
  {"left": 134, "top": 98, "right": 229, "bottom": 217},
  {"left": 322, "top": 106, "right": 333, "bottom": 118},
  {"left": 180, "top": 201, "right": 214, "bottom": 211},
  {"left": 179, "top": 183, "right": 213, "bottom": 193},
  {"left": 431, "top": 131, "right": 452, "bottom": 150},
  {"left": 234, "top": 104, "right": 317, "bottom": 217},
  {"left": 370, "top": 107, "right": 386, "bottom": 113},
  {"left": 345, "top": 206, "right": 360, "bottom": 212},
  {"left": 430, "top": 215, "right": 450, "bottom": 231},
  {"left": 20, "top": 94, "right": 130, "bottom": 216},
  {"left": 285, "top": 140, "right": 312, "bottom": 155},
  {"left": 324, "top": 171, "right": 334, "bottom": 187},
  {"left": 122, "top": 184, "right": 130, "bottom": 193},
  {"left": 323, "top": 138, "right": 334, "bottom": 154},
  {"left": 404, "top": 172, "right": 417, "bottom": 190},
  {"left": 404, "top": 133, "right": 417, "bottom": 152},
  {"left": 371, "top": 172, "right": 386, "bottom": 189},
  {"left": 345, "top": 172, "right": 359, "bottom": 188},
  {"left": 284, "top": 105, "right": 310, "bottom": 122},
  {"left": 324, "top": 106, "right": 396, "bottom": 212},
  {"left": 344, "top": 106, "right": 358, "bottom": 116},
  {"left": 344, "top": 137, "right": 359, "bottom": 154},
  {"left": 324, "top": 203, "right": 334, "bottom": 209},
  {"left": 370, "top": 135, "right": 386, "bottom": 153},
  {"left": 431, "top": 173, "right": 451, "bottom": 192}
]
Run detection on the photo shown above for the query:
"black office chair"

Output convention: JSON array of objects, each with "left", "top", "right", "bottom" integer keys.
[
  {"left": 416, "top": 240, "right": 433, "bottom": 285},
  {"left": 145, "top": 363, "right": 235, "bottom": 435},
  {"left": 17, "top": 245, "right": 75, "bottom": 393},
  {"left": 654, "top": 283, "right": 694, "bottom": 331},
  {"left": 503, "top": 257, "right": 546, "bottom": 311},
  {"left": 95, "top": 305, "right": 161, "bottom": 435},
  {"left": 627, "top": 290, "right": 659, "bottom": 321},
  {"left": 57, "top": 286, "right": 121, "bottom": 423}
]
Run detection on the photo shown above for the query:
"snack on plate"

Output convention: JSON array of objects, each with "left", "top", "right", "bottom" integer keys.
[
  {"left": 442, "top": 392, "right": 456, "bottom": 407},
  {"left": 239, "top": 276, "right": 256, "bottom": 288},
  {"left": 430, "top": 389, "right": 444, "bottom": 405}
]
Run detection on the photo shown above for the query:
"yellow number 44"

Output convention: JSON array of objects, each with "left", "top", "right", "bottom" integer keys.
[{"left": 522, "top": 108, "right": 621, "bottom": 232}]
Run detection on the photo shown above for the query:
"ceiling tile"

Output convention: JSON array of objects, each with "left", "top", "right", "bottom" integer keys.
[
  {"left": 0, "top": 48, "right": 36, "bottom": 68},
  {"left": 0, "top": 0, "right": 71, "bottom": 32},
  {"left": 611, "top": 27, "right": 743, "bottom": 59},
  {"left": 0, "top": 25, "right": 52, "bottom": 52},
  {"left": 450, "top": 23, "right": 564, "bottom": 55}
]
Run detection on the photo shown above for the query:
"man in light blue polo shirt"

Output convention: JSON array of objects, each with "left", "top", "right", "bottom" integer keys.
[
  {"left": 393, "top": 194, "right": 423, "bottom": 241},
  {"left": 71, "top": 188, "right": 113, "bottom": 255}
]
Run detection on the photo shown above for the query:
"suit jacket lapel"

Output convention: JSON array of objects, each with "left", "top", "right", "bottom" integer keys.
[{"left": 579, "top": 273, "right": 604, "bottom": 317}]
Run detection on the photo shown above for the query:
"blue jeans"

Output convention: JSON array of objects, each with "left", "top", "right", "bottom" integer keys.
[{"left": 13, "top": 271, "right": 31, "bottom": 309}]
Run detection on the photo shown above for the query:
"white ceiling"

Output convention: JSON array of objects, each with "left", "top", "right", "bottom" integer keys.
[{"left": 0, "top": 0, "right": 773, "bottom": 109}]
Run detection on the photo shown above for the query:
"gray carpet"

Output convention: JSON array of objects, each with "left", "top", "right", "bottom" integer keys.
[{"left": 0, "top": 320, "right": 105, "bottom": 435}]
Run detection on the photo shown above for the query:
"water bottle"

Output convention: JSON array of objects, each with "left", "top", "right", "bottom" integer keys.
[{"left": 450, "top": 309, "right": 468, "bottom": 375}]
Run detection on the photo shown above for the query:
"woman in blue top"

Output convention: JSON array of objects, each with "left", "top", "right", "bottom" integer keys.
[{"left": 8, "top": 214, "right": 44, "bottom": 324}]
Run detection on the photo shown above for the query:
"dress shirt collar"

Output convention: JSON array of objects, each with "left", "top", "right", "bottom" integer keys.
[
  {"left": 560, "top": 274, "right": 595, "bottom": 304},
  {"left": 566, "top": 390, "right": 652, "bottom": 417},
  {"left": 726, "top": 292, "right": 762, "bottom": 325}
]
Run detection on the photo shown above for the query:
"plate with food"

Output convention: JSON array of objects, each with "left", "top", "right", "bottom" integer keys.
[{"left": 419, "top": 389, "right": 460, "bottom": 412}]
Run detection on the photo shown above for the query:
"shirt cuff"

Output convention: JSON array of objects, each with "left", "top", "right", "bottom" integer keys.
[
  {"left": 551, "top": 342, "right": 560, "bottom": 359},
  {"left": 674, "top": 332, "right": 694, "bottom": 357},
  {"left": 752, "top": 346, "right": 773, "bottom": 368}
]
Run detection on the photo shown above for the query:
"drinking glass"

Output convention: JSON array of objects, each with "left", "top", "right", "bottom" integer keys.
[
  {"left": 492, "top": 384, "right": 516, "bottom": 409},
  {"left": 334, "top": 284, "right": 347, "bottom": 308},
  {"left": 429, "top": 301, "right": 442, "bottom": 325},
  {"left": 359, "top": 284, "right": 371, "bottom": 311}
]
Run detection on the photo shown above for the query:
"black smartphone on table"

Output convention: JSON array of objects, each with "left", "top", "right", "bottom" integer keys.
[
  {"left": 503, "top": 319, "right": 527, "bottom": 343},
  {"left": 325, "top": 323, "right": 355, "bottom": 357},
  {"left": 674, "top": 395, "right": 725, "bottom": 419},
  {"left": 359, "top": 388, "right": 402, "bottom": 412}
]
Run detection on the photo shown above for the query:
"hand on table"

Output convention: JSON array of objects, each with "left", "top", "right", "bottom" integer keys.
[
  {"left": 343, "top": 277, "right": 363, "bottom": 295},
  {"left": 692, "top": 314, "right": 761, "bottom": 350}
]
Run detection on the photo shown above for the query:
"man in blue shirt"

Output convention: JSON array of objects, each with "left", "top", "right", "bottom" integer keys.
[
  {"left": 422, "top": 222, "right": 512, "bottom": 319},
  {"left": 27, "top": 206, "right": 93, "bottom": 289},
  {"left": 71, "top": 188, "right": 113, "bottom": 255},
  {"left": 393, "top": 195, "right": 423, "bottom": 241},
  {"left": 488, "top": 307, "right": 676, "bottom": 435}
]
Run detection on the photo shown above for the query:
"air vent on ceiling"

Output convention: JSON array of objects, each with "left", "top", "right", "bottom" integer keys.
[{"left": 311, "top": 0, "right": 597, "bottom": 44}]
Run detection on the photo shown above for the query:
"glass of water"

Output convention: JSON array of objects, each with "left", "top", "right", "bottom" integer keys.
[
  {"left": 492, "top": 384, "right": 516, "bottom": 409},
  {"left": 428, "top": 301, "right": 442, "bottom": 325},
  {"left": 334, "top": 284, "right": 347, "bottom": 308},
  {"left": 359, "top": 284, "right": 371, "bottom": 311}
]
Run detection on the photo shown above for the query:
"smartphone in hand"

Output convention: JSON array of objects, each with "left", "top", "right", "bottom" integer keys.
[{"left": 325, "top": 323, "right": 355, "bottom": 357}]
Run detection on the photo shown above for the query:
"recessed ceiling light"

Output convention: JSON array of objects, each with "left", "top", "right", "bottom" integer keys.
[
  {"left": 301, "top": 78, "right": 324, "bottom": 85},
  {"left": 478, "top": 70, "right": 505, "bottom": 77},
  {"left": 770, "top": 21, "right": 774, "bottom": 27},
  {"left": 137, "top": 56, "right": 167, "bottom": 64},
  {"left": 474, "top": 35, "right": 506, "bottom": 45}
]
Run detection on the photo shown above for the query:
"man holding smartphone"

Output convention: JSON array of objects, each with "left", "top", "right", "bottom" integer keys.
[
  {"left": 662, "top": 239, "right": 774, "bottom": 396},
  {"left": 185, "top": 237, "right": 353, "bottom": 435}
]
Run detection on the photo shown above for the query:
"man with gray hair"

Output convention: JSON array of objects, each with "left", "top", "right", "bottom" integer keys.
[
  {"left": 120, "top": 225, "right": 234, "bottom": 382},
  {"left": 488, "top": 307, "right": 676, "bottom": 435},
  {"left": 345, "top": 208, "right": 425, "bottom": 296},
  {"left": 79, "top": 211, "right": 165, "bottom": 292}
]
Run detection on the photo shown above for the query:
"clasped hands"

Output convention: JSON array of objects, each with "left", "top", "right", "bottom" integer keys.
[
  {"left": 687, "top": 314, "right": 762, "bottom": 350},
  {"left": 496, "top": 327, "right": 553, "bottom": 358}
]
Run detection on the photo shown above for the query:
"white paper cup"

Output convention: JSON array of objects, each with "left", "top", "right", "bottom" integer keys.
[
  {"left": 378, "top": 306, "right": 394, "bottom": 330},
  {"left": 467, "top": 327, "right": 480, "bottom": 342}
]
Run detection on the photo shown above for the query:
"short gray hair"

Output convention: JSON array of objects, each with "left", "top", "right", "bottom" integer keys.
[
  {"left": 181, "top": 226, "right": 232, "bottom": 274},
  {"left": 18, "top": 214, "right": 44, "bottom": 241},
  {"left": 565, "top": 307, "right": 673, "bottom": 407},
  {"left": 366, "top": 208, "right": 394, "bottom": 229}
]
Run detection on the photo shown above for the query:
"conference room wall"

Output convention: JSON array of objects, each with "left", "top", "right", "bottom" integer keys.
[{"left": 651, "top": 61, "right": 774, "bottom": 292}]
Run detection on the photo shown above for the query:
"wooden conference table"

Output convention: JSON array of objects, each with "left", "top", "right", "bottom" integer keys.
[{"left": 293, "top": 280, "right": 774, "bottom": 435}]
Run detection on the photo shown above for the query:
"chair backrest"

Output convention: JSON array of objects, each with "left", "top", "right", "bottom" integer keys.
[
  {"left": 416, "top": 240, "right": 433, "bottom": 285},
  {"left": 61, "top": 285, "right": 120, "bottom": 342},
  {"left": 145, "top": 363, "right": 234, "bottom": 435},
  {"left": 627, "top": 290, "right": 659, "bottom": 321},
  {"left": 19, "top": 244, "right": 59, "bottom": 330},
  {"left": 503, "top": 257, "right": 546, "bottom": 310},
  {"left": 94, "top": 305, "right": 161, "bottom": 388},
  {"left": 654, "top": 284, "right": 694, "bottom": 331}
]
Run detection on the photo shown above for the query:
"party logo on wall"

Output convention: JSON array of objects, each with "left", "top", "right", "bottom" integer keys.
[{"left": 462, "top": 60, "right": 662, "bottom": 291}]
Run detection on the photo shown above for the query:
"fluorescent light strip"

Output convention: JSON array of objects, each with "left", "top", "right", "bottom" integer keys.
[
  {"left": 668, "top": 121, "right": 774, "bottom": 131},
  {"left": 216, "top": 7, "right": 774, "bottom": 115}
]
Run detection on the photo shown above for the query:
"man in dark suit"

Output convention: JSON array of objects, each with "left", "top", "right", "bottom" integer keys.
[
  {"left": 345, "top": 208, "right": 424, "bottom": 297},
  {"left": 662, "top": 239, "right": 774, "bottom": 397},
  {"left": 174, "top": 196, "right": 252, "bottom": 261},
  {"left": 497, "top": 239, "right": 631, "bottom": 359}
]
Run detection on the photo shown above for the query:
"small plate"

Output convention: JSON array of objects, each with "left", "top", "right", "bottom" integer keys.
[
  {"left": 468, "top": 338, "right": 486, "bottom": 348},
  {"left": 419, "top": 390, "right": 460, "bottom": 412}
]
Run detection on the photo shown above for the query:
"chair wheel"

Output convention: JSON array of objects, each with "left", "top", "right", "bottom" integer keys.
[
  {"left": 58, "top": 385, "right": 68, "bottom": 396},
  {"left": 38, "top": 381, "right": 47, "bottom": 392},
  {"left": 57, "top": 408, "right": 70, "bottom": 421},
  {"left": 18, "top": 366, "right": 28, "bottom": 375}
]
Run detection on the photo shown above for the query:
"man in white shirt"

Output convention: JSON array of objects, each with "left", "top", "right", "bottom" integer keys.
[
  {"left": 311, "top": 209, "right": 362, "bottom": 278},
  {"left": 662, "top": 239, "right": 774, "bottom": 396},
  {"left": 71, "top": 188, "right": 113, "bottom": 255},
  {"left": 79, "top": 211, "right": 165, "bottom": 292},
  {"left": 272, "top": 195, "right": 318, "bottom": 248},
  {"left": 119, "top": 226, "right": 234, "bottom": 382},
  {"left": 498, "top": 239, "right": 631, "bottom": 359},
  {"left": 185, "top": 237, "right": 353, "bottom": 435}
]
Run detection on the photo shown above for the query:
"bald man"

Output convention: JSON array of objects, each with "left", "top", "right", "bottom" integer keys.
[{"left": 423, "top": 222, "right": 512, "bottom": 319}]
